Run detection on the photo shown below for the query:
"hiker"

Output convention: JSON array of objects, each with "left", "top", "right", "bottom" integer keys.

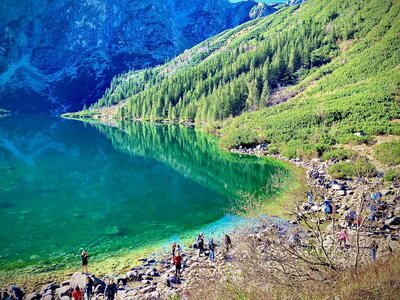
[
  {"left": 104, "top": 280, "right": 117, "bottom": 300},
  {"left": 338, "top": 229, "right": 348, "bottom": 248},
  {"left": 172, "top": 242, "right": 177, "bottom": 258},
  {"left": 370, "top": 240, "right": 379, "bottom": 261},
  {"left": 173, "top": 249, "right": 183, "bottom": 282},
  {"left": 197, "top": 233, "right": 205, "bottom": 257},
  {"left": 224, "top": 234, "right": 232, "bottom": 258},
  {"left": 288, "top": 231, "right": 300, "bottom": 247},
  {"left": 72, "top": 286, "right": 83, "bottom": 300},
  {"left": 354, "top": 214, "right": 362, "bottom": 230},
  {"left": 10, "top": 286, "right": 24, "bottom": 300},
  {"left": 1, "top": 290, "right": 11, "bottom": 300},
  {"left": 208, "top": 238, "right": 216, "bottom": 262},
  {"left": 84, "top": 277, "right": 93, "bottom": 300},
  {"left": 81, "top": 250, "right": 89, "bottom": 274},
  {"left": 324, "top": 199, "right": 332, "bottom": 219},
  {"left": 307, "top": 191, "right": 313, "bottom": 205}
]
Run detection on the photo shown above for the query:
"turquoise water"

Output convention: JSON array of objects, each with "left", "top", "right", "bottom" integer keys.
[{"left": 0, "top": 115, "right": 287, "bottom": 271}]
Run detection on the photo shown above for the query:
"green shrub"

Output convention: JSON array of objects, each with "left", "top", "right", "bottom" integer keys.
[
  {"left": 336, "top": 134, "right": 373, "bottom": 145},
  {"left": 220, "top": 131, "right": 265, "bottom": 149},
  {"left": 267, "top": 144, "right": 280, "bottom": 155},
  {"left": 328, "top": 159, "right": 377, "bottom": 179},
  {"left": 384, "top": 170, "right": 400, "bottom": 182},
  {"left": 321, "top": 148, "right": 357, "bottom": 161},
  {"left": 373, "top": 141, "right": 400, "bottom": 166}
]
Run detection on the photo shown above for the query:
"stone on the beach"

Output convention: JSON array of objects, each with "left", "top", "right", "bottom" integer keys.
[
  {"left": 26, "top": 292, "right": 41, "bottom": 300},
  {"left": 60, "top": 280, "right": 70, "bottom": 287},
  {"left": 331, "top": 183, "right": 344, "bottom": 190},
  {"left": 69, "top": 272, "right": 104, "bottom": 289},
  {"left": 381, "top": 189, "right": 394, "bottom": 196},
  {"left": 141, "top": 285, "right": 156, "bottom": 294},
  {"left": 55, "top": 286, "right": 71, "bottom": 297},
  {"left": 148, "top": 290, "right": 161, "bottom": 299},
  {"left": 41, "top": 283, "right": 59, "bottom": 295},
  {"left": 385, "top": 217, "right": 400, "bottom": 226},
  {"left": 42, "top": 292, "right": 55, "bottom": 300}
]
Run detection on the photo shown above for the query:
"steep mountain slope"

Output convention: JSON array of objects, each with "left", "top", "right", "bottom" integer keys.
[
  {"left": 0, "top": 0, "right": 265, "bottom": 113},
  {"left": 75, "top": 0, "right": 399, "bottom": 158}
]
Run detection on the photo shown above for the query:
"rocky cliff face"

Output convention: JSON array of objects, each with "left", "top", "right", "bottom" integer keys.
[{"left": 0, "top": 0, "right": 259, "bottom": 113}]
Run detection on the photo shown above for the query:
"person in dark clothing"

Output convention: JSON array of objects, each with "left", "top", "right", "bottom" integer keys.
[
  {"left": 197, "top": 233, "right": 205, "bottom": 258},
  {"left": 172, "top": 242, "right": 177, "bottom": 258},
  {"left": 104, "top": 280, "right": 117, "bottom": 300},
  {"left": 370, "top": 240, "right": 379, "bottom": 261},
  {"left": 81, "top": 250, "right": 89, "bottom": 273},
  {"left": 10, "top": 286, "right": 24, "bottom": 300},
  {"left": 224, "top": 234, "right": 232, "bottom": 258},
  {"left": 208, "top": 238, "right": 216, "bottom": 262},
  {"left": 85, "top": 277, "right": 93, "bottom": 300}
]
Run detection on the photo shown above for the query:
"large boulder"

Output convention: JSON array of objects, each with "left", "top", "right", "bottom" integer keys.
[
  {"left": 55, "top": 286, "right": 72, "bottom": 298},
  {"left": 68, "top": 272, "right": 105, "bottom": 289},
  {"left": 40, "top": 283, "right": 59, "bottom": 295},
  {"left": 385, "top": 217, "right": 400, "bottom": 226}
]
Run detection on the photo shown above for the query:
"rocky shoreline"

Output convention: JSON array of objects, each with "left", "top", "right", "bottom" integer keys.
[{"left": 3, "top": 144, "right": 399, "bottom": 300}]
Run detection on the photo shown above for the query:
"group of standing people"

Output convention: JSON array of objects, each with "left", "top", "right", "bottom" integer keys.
[
  {"left": 170, "top": 233, "right": 233, "bottom": 283},
  {"left": 195, "top": 233, "right": 232, "bottom": 261}
]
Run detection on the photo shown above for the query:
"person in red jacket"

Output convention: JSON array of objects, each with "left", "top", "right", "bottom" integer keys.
[
  {"left": 72, "top": 286, "right": 83, "bottom": 300},
  {"left": 173, "top": 247, "right": 183, "bottom": 282}
]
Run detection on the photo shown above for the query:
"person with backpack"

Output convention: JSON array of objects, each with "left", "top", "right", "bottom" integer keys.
[
  {"left": 197, "top": 233, "right": 205, "bottom": 258},
  {"left": 338, "top": 229, "right": 348, "bottom": 248},
  {"left": 208, "top": 238, "right": 216, "bottom": 262},
  {"left": 173, "top": 249, "right": 183, "bottom": 283},
  {"left": 370, "top": 240, "right": 379, "bottom": 261},
  {"left": 81, "top": 250, "right": 89, "bottom": 274},
  {"left": 84, "top": 277, "right": 93, "bottom": 300},
  {"left": 104, "top": 280, "right": 117, "bottom": 300},
  {"left": 72, "top": 286, "right": 83, "bottom": 300},
  {"left": 324, "top": 199, "right": 332, "bottom": 219}
]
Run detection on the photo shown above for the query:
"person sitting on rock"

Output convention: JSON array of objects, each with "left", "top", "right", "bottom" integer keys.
[
  {"left": 338, "top": 229, "right": 348, "bottom": 248},
  {"left": 104, "top": 280, "right": 117, "bottom": 300},
  {"left": 208, "top": 238, "right": 216, "bottom": 262},
  {"left": 72, "top": 286, "right": 83, "bottom": 300},
  {"left": 173, "top": 250, "right": 183, "bottom": 283},
  {"left": 81, "top": 250, "right": 89, "bottom": 274}
]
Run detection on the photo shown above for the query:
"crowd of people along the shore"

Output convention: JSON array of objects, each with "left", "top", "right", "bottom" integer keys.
[{"left": 0, "top": 233, "right": 234, "bottom": 300}]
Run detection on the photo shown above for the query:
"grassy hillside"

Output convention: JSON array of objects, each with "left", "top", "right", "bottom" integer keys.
[{"left": 65, "top": 0, "right": 400, "bottom": 159}]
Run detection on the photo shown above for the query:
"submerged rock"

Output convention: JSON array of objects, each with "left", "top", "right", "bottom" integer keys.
[{"left": 104, "top": 225, "right": 120, "bottom": 235}]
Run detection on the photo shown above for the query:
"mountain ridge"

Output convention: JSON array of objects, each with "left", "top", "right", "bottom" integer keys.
[
  {"left": 67, "top": 0, "right": 400, "bottom": 159},
  {"left": 0, "top": 0, "right": 270, "bottom": 113}
]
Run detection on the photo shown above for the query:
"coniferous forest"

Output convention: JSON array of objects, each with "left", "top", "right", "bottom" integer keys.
[{"left": 71, "top": 0, "right": 400, "bottom": 160}]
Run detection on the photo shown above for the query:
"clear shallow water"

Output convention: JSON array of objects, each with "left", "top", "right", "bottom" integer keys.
[{"left": 0, "top": 115, "right": 287, "bottom": 271}]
